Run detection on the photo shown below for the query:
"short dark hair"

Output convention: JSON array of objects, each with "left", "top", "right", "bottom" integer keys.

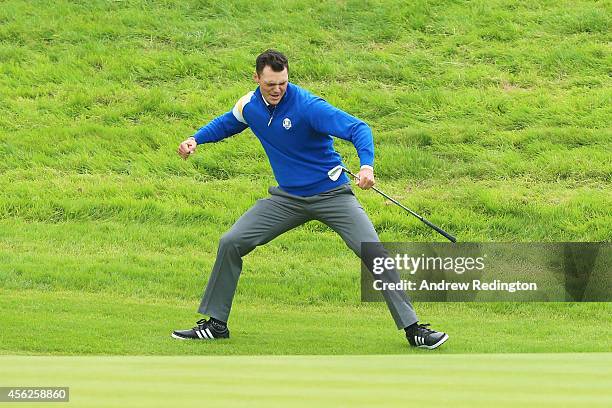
[{"left": 256, "top": 49, "right": 288, "bottom": 75}]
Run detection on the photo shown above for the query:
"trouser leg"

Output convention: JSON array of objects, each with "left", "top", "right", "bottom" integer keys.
[
  {"left": 198, "top": 189, "right": 310, "bottom": 322},
  {"left": 310, "top": 185, "right": 418, "bottom": 329}
]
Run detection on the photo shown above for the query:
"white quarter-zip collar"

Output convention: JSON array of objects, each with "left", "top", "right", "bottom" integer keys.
[{"left": 258, "top": 85, "right": 290, "bottom": 126}]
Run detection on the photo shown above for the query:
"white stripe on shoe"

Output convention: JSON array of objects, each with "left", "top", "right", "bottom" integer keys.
[
  {"left": 195, "top": 329, "right": 203, "bottom": 339},
  {"left": 205, "top": 328, "right": 214, "bottom": 339}
]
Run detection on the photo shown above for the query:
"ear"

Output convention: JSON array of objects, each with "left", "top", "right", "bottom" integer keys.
[{"left": 253, "top": 72, "right": 259, "bottom": 83}]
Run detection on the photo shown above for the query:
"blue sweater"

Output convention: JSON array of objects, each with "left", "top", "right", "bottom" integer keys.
[{"left": 192, "top": 83, "right": 374, "bottom": 196}]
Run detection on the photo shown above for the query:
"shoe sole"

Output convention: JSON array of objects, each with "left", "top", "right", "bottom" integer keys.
[
  {"left": 170, "top": 333, "right": 228, "bottom": 340},
  {"left": 417, "top": 333, "right": 449, "bottom": 350},
  {"left": 171, "top": 333, "right": 195, "bottom": 340}
]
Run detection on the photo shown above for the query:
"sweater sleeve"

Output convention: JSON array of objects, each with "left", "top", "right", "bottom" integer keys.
[
  {"left": 306, "top": 97, "right": 374, "bottom": 167},
  {"left": 192, "top": 92, "right": 253, "bottom": 144},
  {"left": 192, "top": 111, "right": 249, "bottom": 144}
]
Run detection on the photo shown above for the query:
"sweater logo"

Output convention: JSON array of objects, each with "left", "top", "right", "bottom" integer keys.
[{"left": 282, "top": 118, "right": 292, "bottom": 130}]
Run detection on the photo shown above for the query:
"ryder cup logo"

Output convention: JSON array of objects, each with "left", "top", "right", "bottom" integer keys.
[{"left": 282, "top": 118, "right": 292, "bottom": 130}]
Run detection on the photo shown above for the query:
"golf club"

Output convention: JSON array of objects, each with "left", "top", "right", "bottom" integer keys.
[{"left": 328, "top": 165, "right": 457, "bottom": 243}]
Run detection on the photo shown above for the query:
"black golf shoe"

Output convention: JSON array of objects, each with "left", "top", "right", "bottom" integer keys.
[
  {"left": 406, "top": 323, "right": 448, "bottom": 349},
  {"left": 171, "top": 318, "right": 230, "bottom": 340}
]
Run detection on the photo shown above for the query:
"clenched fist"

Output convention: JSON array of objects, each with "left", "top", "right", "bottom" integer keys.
[
  {"left": 356, "top": 167, "right": 375, "bottom": 190},
  {"left": 177, "top": 137, "right": 197, "bottom": 160}
]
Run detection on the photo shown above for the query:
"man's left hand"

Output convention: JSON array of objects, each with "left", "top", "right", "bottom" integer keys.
[{"left": 357, "top": 167, "right": 375, "bottom": 190}]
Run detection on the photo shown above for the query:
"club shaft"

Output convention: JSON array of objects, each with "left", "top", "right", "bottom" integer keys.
[{"left": 343, "top": 168, "right": 456, "bottom": 243}]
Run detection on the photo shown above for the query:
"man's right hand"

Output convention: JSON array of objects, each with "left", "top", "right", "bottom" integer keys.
[{"left": 177, "top": 137, "right": 197, "bottom": 160}]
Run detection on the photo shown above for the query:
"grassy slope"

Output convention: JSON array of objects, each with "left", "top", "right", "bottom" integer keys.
[{"left": 0, "top": 0, "right": 611, "bottom": 355}]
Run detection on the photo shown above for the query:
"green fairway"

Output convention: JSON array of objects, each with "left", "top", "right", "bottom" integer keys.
[
  {"left": 1, "top": 354, "right": 610, "bottom": 407},
  {"left": 1, "top": 289, "right": 610, "bottom": 355},
  {"left": 0, "top": 0, "right": 610, "bottom": 363}
]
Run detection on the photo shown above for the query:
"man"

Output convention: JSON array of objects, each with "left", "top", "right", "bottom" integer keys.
[{"left": 173, "top": 50, "right": 448, "bottom": 349}]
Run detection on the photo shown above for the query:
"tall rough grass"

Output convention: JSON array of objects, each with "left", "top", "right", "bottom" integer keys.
[{"left": 0, "top": 0, "right": 610, "bottom": 329}]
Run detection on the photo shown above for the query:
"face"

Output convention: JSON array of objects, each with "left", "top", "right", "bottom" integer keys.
[{"left": 254, "top": 66, "right": 288, "bottom": 106}]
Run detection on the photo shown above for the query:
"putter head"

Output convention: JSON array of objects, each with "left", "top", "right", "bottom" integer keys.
[{"left": 327, "top": 165, "right": 345, "bottom": 181}]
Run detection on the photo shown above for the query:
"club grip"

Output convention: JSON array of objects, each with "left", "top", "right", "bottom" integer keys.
[{"left": 422, "top": 218, "right": 457, "bottom": 243}]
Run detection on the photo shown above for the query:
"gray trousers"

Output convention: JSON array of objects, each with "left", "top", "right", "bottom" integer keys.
[{"left": 198, "top": 184, "right": 418, "bottom": 329}]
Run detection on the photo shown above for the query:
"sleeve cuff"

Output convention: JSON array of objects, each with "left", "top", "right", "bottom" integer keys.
[{"left": 360, "top": 164, "right": 374, "bottom": 171}]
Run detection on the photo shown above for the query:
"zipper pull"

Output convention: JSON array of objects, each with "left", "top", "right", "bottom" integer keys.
[{"left": 267, "top": 105, "right": 276, "bottom": 127}]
